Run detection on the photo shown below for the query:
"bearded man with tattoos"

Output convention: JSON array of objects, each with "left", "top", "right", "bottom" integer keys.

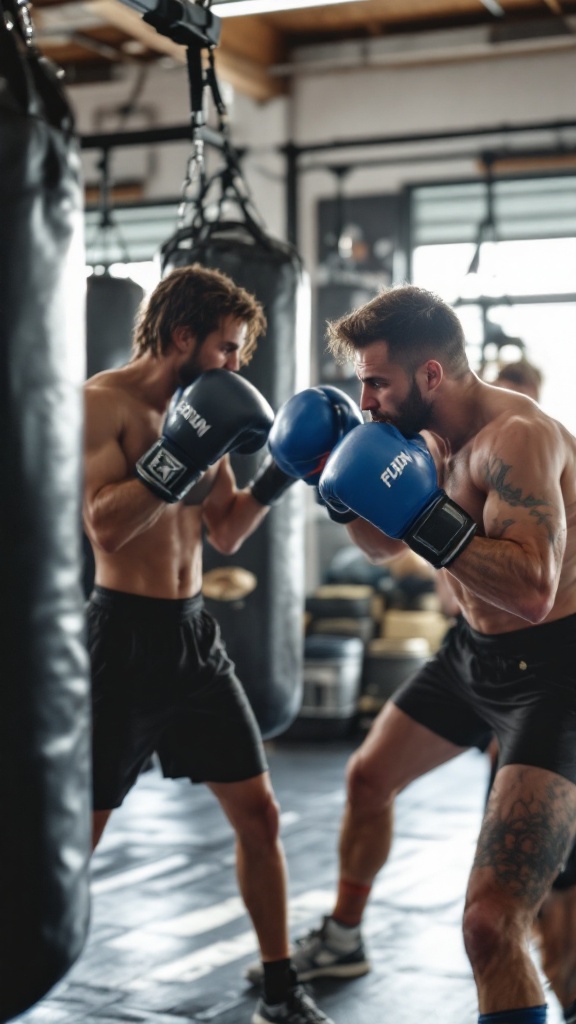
[{"left": 247, "top": 285, "right": 576, "bottom": 1024}]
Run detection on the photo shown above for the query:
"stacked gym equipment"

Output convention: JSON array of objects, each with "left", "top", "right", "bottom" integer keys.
[{"left": 286, "top": 558, "right": 449, "bottom": 737}]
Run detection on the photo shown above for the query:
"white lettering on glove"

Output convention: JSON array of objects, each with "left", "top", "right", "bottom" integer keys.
[
  {"left": 175, "top": 401, "right": 212, "bottom": 438},
  {"left": 380, "top": 450, "right": 414, "bottom": 488}
]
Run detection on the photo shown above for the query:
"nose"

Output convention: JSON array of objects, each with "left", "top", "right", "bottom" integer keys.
[
  {"left": 360, "top": 383, "right": 377, "bottom": 412},
  {"left": 225, "top": 352, "right": 241, "bottom": 372}
]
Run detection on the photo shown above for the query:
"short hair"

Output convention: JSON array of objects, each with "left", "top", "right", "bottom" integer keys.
[
  {"left": 132, "top": 264, "right": 267, "bottom": 364},
  {"left": 495, "top": 359, "right": 543, "bottom": 400},
  {"left": 326, "top": 284, "right": 470, "bottom": 378}
]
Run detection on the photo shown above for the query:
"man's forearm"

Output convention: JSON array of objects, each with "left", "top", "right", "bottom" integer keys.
[
  {"left": 346, "top": 517, "right": 408, "bottom": 564},
  {"left": 447, "top": 535, "right": 558, "bottom": 623},
  {"left": 86, "top": 478, "right": 167, "bottom": 553},
  {"left": 203, "top": 490, "right": 269, "bottom": 556}
]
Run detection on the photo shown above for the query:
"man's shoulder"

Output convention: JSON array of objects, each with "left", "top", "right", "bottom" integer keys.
[
  {"left": 83, "top": 370, "right": 136, "bottom": 444},
  {"left": 84, "top": 368, "right": 140, "bottom": 415},
  {"left": 479, "top": 395, "right": 552, "bottom": 441},
  {"left": 85, "top": 366, "right": 127, "bottom": 394},
  {"left": 472, "top": 403, "right": 574, "bottom": 473}
]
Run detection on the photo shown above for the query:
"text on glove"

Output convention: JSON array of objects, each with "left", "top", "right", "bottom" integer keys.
[
  {"left": 175, "top": 401, "right": 212, "bottom": 438},
  {"left": 380, "top": 450, "right": 414, "bottom": 488}
]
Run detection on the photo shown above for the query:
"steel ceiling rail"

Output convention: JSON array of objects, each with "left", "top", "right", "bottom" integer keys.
[{"left": 79, "top": 117, "right": 576, "bottom": 248}]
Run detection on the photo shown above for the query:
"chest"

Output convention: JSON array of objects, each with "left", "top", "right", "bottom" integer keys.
[
  {"left": 439, "top": 448, "right": 487, "bottom": 534},
  {"left": 121, "top": 406, "right": 165, "bottom": 471}
]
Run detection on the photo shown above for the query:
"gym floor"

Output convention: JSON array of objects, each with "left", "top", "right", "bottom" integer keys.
[{"left": 18, "top": 734, "right": 564, "bottom": 1024}]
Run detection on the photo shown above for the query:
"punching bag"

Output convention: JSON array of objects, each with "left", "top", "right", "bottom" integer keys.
[
  {"left": 86, "top": 271, "right": 144, "bottom": 379},
  {"left": 0, "top": 3, "right": 91, "bottom": 1020},
  {"left": 83, "top": 271, "right": 145, "bottom": 595},
  {"left": 161, "top": 211, "right": 309, "bottom": 738}
]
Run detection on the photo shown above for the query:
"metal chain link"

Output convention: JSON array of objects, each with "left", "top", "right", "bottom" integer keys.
[
  {"left": 177, "top": 136, "right": 205, "bottom": 225},
  {"left": 4, "top": 0, "right": 35, "bottom": 44},
  {"left": 14, "top": 0, "right": 34, "bottom": 43}
]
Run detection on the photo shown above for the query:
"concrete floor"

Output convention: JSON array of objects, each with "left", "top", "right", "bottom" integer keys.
[{"left": 16, "top": 735, "right": 565, "bottom": 1024}]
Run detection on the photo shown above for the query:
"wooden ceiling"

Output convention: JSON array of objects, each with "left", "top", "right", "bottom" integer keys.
[{"left": 30, "top": 0, "right": 576, "bottom": 102}]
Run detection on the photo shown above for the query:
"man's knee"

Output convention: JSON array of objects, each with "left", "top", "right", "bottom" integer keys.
[
  {"left": 236, "top": 786, "right": 281, "bottom": 850},
  {"left": 346, "top": 751, "right": 393, "bottom": 816},
  {"left": 463, "top": 892, "right": 528, "bottom": 975},
  {"left": 463, "top": 897, "right": 502, "bottom": 972}
]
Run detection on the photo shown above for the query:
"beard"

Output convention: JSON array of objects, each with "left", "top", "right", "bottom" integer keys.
[
  {"left": 177, "top": 348, "right": 205, "bottom": 388},
  {"left": 372, "top": 376, "right": 433, "bottom": 436}
]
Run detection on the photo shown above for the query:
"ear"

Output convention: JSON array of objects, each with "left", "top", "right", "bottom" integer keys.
[
  {"left": 171, "top": 325, "right": 196, "bottom": 353},
  {"left": 423, "top": 359, "right": 443, "bottom": 392}
]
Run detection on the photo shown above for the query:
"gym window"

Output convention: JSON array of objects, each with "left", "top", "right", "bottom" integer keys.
[{"left": 409, "top": 174, "right": 576, "bottom": 433}]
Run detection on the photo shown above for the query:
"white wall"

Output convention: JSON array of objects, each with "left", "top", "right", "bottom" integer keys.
[
  {"left": 69, "top": 41, "right": 576, "bottom": 268},
  {"left": 290, "top": 48, "right": 576, "bottom": 270},
  {"left": 69, "top": 62, "right": 290, "bottom": 240}
]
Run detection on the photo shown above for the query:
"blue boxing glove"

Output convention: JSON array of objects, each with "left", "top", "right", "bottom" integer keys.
[
  {"left": 270, "top": 385, "right": 364, "bottom": 482},
  {"left": 319, "top": 421, "right": 476, "bottom": 568},
  {"left": 249, "top": 385, "right": 363, "bottom": 510},
  {"left": 136, "top": 369, "right": 273, "bottom": 503}
]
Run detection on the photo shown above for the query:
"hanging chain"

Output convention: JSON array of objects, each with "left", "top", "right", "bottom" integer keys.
[
  {"left": 5, "top": 0, "right": 35, "bottom": 44},
  {"left": 176, "top": 4, "right": 264, "bottom": 234},
  {"left": 205, "top": 48, "right": 259, "bottom": 218},
  {"left": 177, "top": 35, "right": 211, "bottom": 227},
  {"left": 177, "top": 136, "right": 205, "bottom": 225},
  {"left": 16, "top": 0, "right": 33, "bottom": 43}
]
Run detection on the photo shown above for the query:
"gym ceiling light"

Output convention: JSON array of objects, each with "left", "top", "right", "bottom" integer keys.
[{"left": 213, "top": 0, "right": 363, "bottom": 16}]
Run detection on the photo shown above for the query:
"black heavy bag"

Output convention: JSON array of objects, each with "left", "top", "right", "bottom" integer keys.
[
  {"left": 83, "top": 271, "right": 145, "bottom": 595},
  {"left": 86, "top": 271, "right": 144, "bottom": 379},
  {"left": 0, "top": 4, "right": 91, "bottom": 1020},
  {"left": 161, "top": 213, "right": 309, "bottom": 738}
]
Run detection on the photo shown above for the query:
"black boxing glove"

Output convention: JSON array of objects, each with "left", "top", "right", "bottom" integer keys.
[
  {"left": 314, "top": 486, "right": 358, "bottom": 524},
  {"left": 136, "top": 369, "right": 274, "bottom": 503}
]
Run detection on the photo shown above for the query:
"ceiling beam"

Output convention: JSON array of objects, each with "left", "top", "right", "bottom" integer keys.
[
  {"left": 214, "top": 46, "right": 287, "bottom": 99},
  {"left": 89, "top": 0, "right": 285, "bottom": 99},
  {"left": 478, "top": 0, "right": 505, "bottom": 15},
  {"left": 90, "top": 0, "right": 186, "bottom": 60}
]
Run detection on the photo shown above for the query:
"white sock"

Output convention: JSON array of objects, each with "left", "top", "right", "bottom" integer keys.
[{"left": 325, "top": 916, "right": 361, "bottom": 951}]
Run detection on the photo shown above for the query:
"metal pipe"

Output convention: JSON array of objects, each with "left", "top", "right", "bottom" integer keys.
[
  {"left": 282, "top": 118, "right": 576, "bottom": 158},
  {"left": 80, "top": 123, "right": 226, "bottom": 150}
]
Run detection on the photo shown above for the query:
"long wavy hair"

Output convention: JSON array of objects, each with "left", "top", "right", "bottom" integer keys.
[{"left": 132, "top": 264, "right": 267, "bottom": 366}]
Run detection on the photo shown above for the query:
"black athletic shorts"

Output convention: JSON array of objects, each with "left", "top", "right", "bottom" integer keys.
[
  {"left": 87, "top": 586, "right": 268, "bottom": 810},
  {"left": 392, "top": 612, "right": 576, "bottom": 784}
]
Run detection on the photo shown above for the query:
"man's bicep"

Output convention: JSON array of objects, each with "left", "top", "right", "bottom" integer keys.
[
  {"left": 84, "top": 437, "right": 129, "bottom": 502},
  {"left": 481, "top": 430, "right": 566, "bottom": 564},
  {"left": 83, "top": 393, "right": 129, "bottom": 506}
]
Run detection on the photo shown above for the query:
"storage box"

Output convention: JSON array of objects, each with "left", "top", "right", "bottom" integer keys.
[
  {"left": 284, "top": 634, "right": 364, "bottom": 739},
  {"left": 360, "top": 636, "right": 430, "bottom": 714},
  {"left": 381, "top": 609, "right": 449, "bottom": 652}
]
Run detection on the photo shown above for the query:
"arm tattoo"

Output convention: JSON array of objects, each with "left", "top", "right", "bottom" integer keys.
[
  {"left": 485, "top": 457, "right": 556, "bottom": 544},
  {"left": 489, "top": 517, "right": 516, "bottom": 539}
]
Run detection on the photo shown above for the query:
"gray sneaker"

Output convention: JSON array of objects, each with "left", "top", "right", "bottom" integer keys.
[
  {"left": 245, "top": 916, "right": 371, "bottom": 986},
  {"left": 252, "top": 984, "right": 335, "bottom": 1024}
]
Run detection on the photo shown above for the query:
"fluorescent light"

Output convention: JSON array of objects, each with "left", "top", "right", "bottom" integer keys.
[{"left": 214, "top": 0, "right": 361, "bottom": 16}]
